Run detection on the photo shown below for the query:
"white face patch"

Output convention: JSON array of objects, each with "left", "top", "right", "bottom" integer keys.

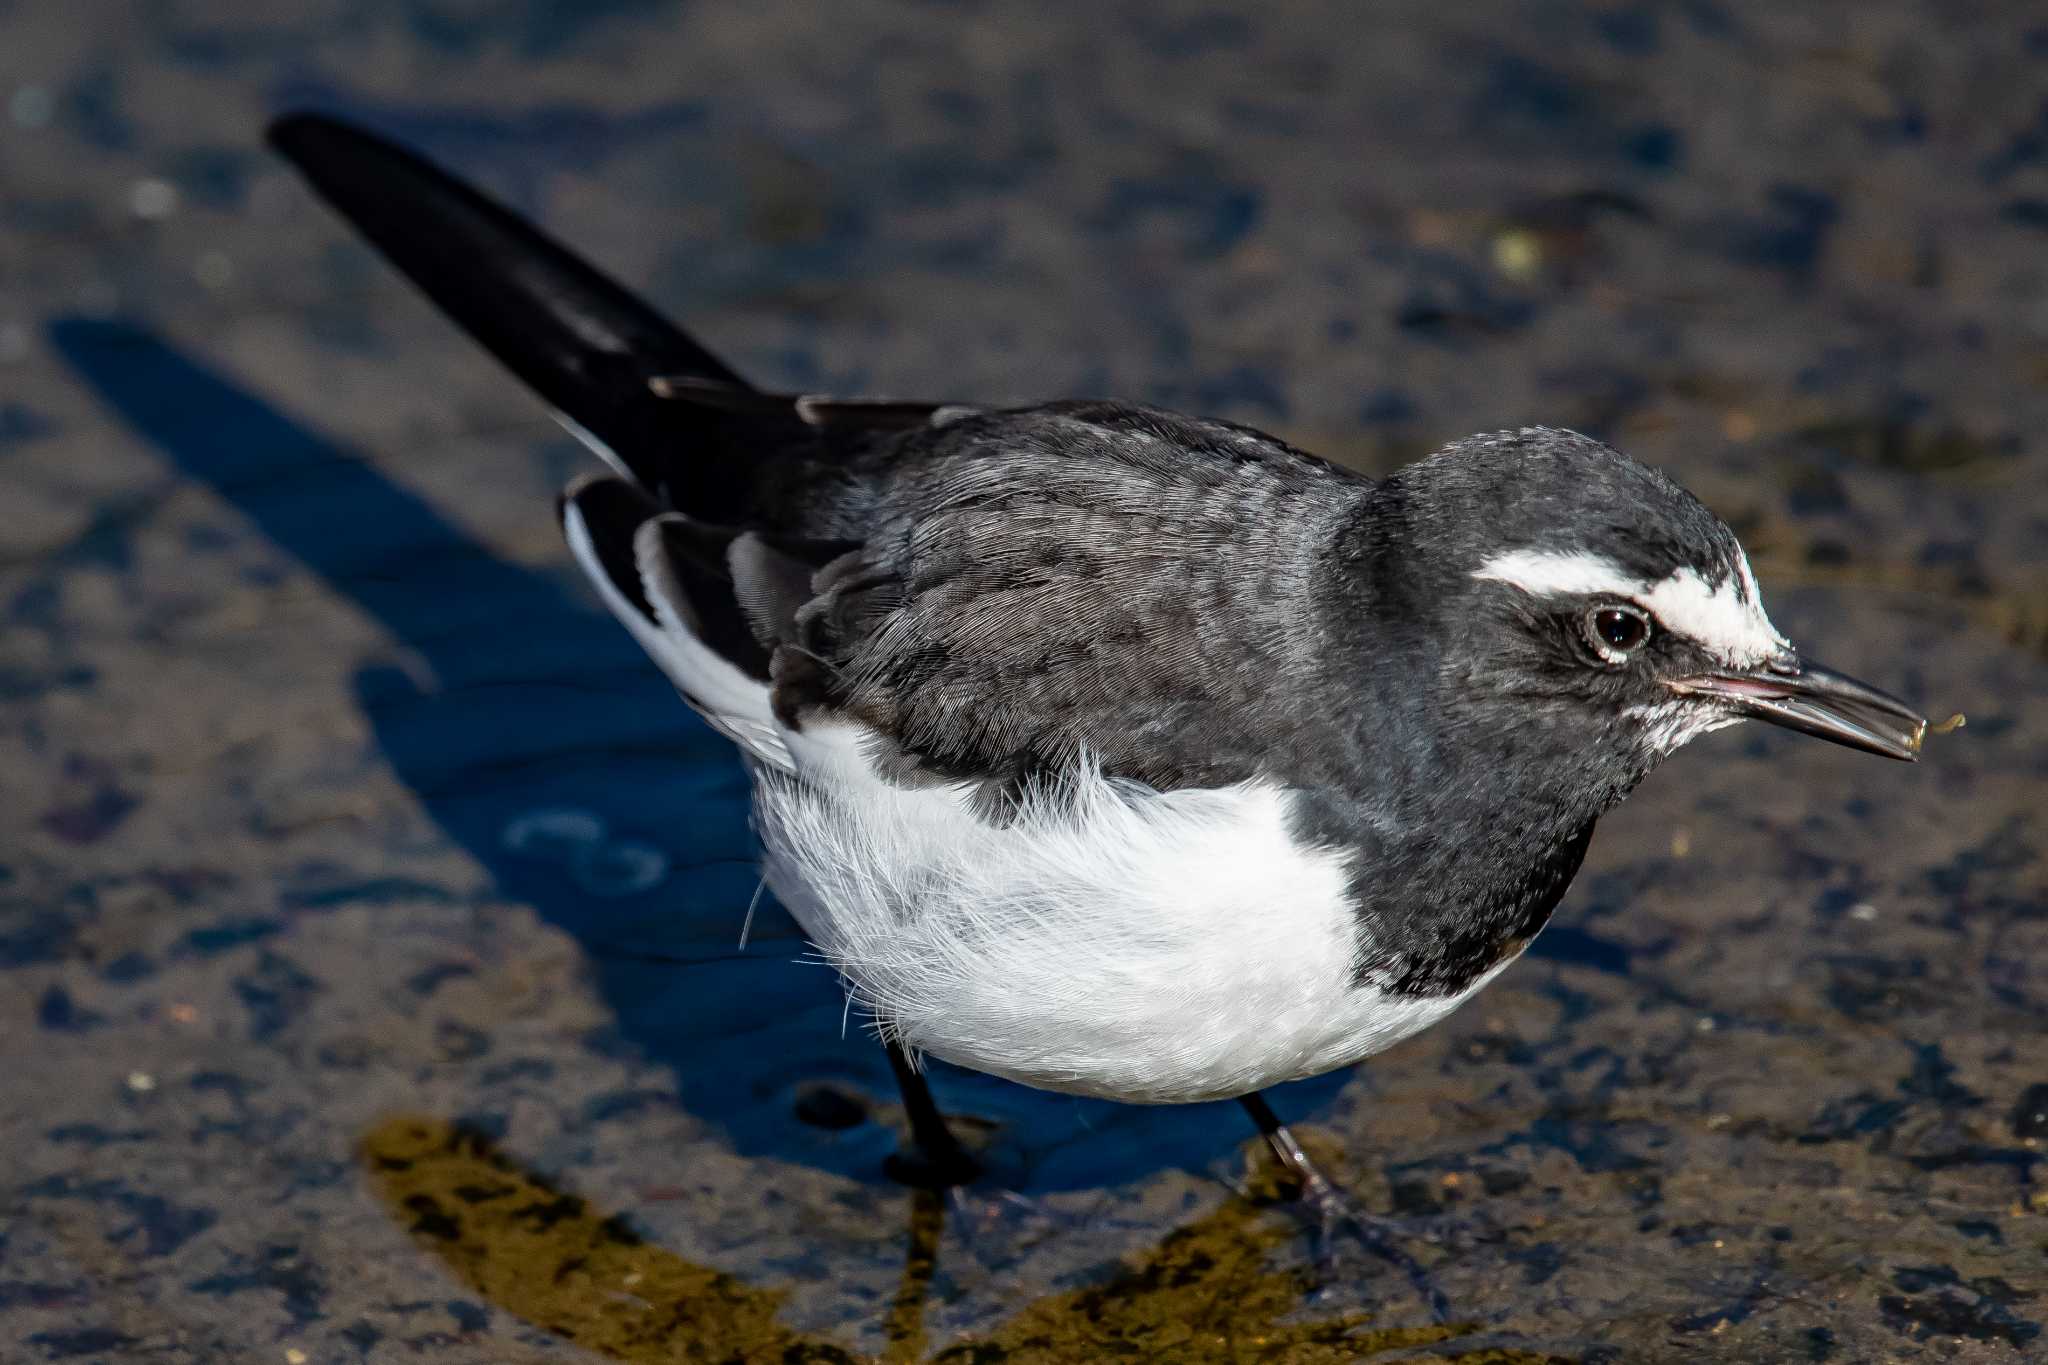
[
  {"left": 1473, "top": 547, "right": 1789, "bottom": 666},
  {"left": 1624, "top": 699, "right": 1746, "bottom": 755}
]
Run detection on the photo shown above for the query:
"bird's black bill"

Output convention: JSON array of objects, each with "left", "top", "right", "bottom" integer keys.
[{"left": 1672, "top": 660, "right": 1927, "bottom": 761}]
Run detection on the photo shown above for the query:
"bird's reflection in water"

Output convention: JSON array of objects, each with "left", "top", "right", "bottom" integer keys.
[{"left": 360, "top": 1117, "right": 1568, "bottom": 1362}]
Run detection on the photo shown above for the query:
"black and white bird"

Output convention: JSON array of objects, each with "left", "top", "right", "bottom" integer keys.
[{"left": 271, "top": 114, "right": 1927, "bottom": 1248}]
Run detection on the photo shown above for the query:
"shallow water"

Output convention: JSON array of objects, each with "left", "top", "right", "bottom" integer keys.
[{"left": 3, "top": 4, "right": 2045, "bottom": 1361}]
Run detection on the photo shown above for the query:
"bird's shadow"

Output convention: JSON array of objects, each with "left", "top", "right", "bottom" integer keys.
[{"left": 50, "top": 317, "right": 1351, "bottom": 1193}]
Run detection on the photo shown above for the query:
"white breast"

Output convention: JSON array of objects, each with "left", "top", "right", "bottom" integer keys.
[{"left": 752, "top": 723, "right": 1505, "bottom": 1104}]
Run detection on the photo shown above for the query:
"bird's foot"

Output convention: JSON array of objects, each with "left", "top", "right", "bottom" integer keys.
[
  {"left": 883, "top": 1142, "right": 982, "bottom": 1192},
  {"left": 1243, "top": 1129, "right": 1465, "bottom": 1323},
  {"left": 883, "top": 1127, "right": 1081, "bottom": 1269},
  {"left": 1296, "top": 1177, "right": 1456, "bottom": 1323},
  {"left": 941, "top": 1184, "right": 1098, "bottom": 1274},
  {"left": 1292, "top": 1165, "right": 1484, "bottom": 1262},
  {"left": 1294, "top": 1165, "right": 1457, "bottom": 1263}
]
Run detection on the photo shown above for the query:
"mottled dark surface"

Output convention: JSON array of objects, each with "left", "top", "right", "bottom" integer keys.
[{"left": 3, "top": 3, "right": 2045, "bottom": 1361}]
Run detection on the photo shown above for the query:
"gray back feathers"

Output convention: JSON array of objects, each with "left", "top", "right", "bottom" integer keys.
[{"left": 747, "top": 402, "right": 1371, "bottom": 802}]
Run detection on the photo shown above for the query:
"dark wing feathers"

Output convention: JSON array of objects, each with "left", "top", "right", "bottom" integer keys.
[
  {"left": 567, "top": 389, "right": 1370, "bottom": 798},
  {"left": 751, "top": 406, "right": 1366, "bottom": 797},
  {"left": 632, "top": 514, "right": 776, "bottom": 684},
  {"left": 557, "top": 475, "right": 661, "bottom": 620},
  {"left": 646, "top": 374, "right": 969, "bottom": 433},
  {"left": 278, "top": 114, "right": 1371, "bottom": 798},
  {"left": 726, "top": 532, "right": 835, "bottom": 657}
]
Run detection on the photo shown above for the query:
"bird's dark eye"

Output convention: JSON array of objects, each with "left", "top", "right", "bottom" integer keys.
[{"left": 1585, "top": 605, "right": 1651, "bottom": 660}]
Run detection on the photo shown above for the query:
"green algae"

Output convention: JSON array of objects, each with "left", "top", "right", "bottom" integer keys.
[
  {"left": 923, "top": 1189, "right": 1458, "bottom": 1362},
  {"left": 363, "top": 1116, "right": 1570, "bottom": 1363},
  {"left": 363, "top": 1116, "right": 857, "bottom": 1362}
]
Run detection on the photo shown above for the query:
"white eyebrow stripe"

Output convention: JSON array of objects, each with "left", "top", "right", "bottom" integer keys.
[
  {"left": 1637, "top": 565, "right": 1789, "bottom": 662},
  {"left": 1732, "top": 544, "right": 1763, "bottom": 605},
  {"left": 1472, "top": 549, "right": 1640, "bottom": 600},
  {"left": 1473, "top": 548, "right": 1789, "bottom": 665}
]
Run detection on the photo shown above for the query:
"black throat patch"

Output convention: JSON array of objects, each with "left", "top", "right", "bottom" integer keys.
[{"left": 1353, "top": 820, "right": 1597, "bottom": 999}]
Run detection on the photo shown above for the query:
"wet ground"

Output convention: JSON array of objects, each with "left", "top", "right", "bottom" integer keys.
[{"left": 3, "top": 3, "right": 2046, "bottom": 1361}]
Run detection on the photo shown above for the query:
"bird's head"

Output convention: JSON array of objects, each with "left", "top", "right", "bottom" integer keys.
[{"left": 1368, "top": 427, "right": 1925, "bottom": 803}]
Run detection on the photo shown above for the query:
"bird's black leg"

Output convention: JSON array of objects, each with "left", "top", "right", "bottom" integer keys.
[
  {"left": 1240, "top": 1091, "right": 1354, "bottom": 1224},
  {"left": 882, "top": 1039, "right": 981, "bottom": 1188},
  {"left": 1239, "top": 1091, "right": 1451, "bottom": 1321},
  {"left": 882, "top": 1043, "right": 1081, "bottom": 1263}
]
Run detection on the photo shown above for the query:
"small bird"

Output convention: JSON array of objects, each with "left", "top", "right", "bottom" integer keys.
[{"left": 270, "top": 113, "right": 1927, "bottom": 1261}]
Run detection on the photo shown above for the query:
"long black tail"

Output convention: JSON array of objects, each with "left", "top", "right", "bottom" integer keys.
[{"left": 267, "top": 112, "right": 748, "bottom": 496}]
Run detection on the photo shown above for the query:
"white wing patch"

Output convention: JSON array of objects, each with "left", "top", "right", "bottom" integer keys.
[
  {"left": 1473, "top": 547, "right": 1788, "bottom": 665},
  {"left": 560, "top": 496, "right": 793, "bottom": 770}
]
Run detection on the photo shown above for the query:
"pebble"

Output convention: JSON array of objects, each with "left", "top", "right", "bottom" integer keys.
[
  {"left": 1491, "top": 228, "right": 1544, "bottom": 282},
  {"left": 129, "top": 177, "right": 180, "bottom": 221},
  {"left": 194, "top": 251, "right": 234, "bottom": 289},
  {"left": 10, "top": 84, "right": 53, "bottom": 128},
  {"left": 2012, "top": 1083, "right": 2048, "bottom": 1139}
]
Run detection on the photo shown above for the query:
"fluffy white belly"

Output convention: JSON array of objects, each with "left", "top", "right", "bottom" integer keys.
[{"left": 750, "top": 735, "right": 1505, "bottom": 1105}]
